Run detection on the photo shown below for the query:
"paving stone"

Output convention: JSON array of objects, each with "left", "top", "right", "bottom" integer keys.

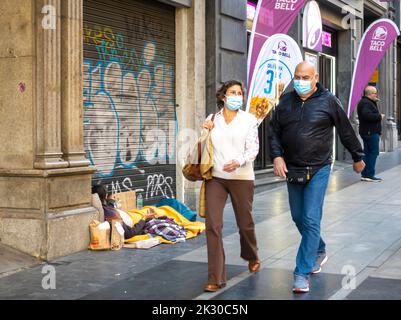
[
  {"left": 1, "top": 151, "right": 401, "bottom": 300},
  {"left": 212, "top": 268, "right": 343, "bottom": 300},
  {"left": 346, "top": 277, "right": 401, "bottom": 300},
  {"left": 80, "top": 261, "right": 247, "bottom": 300}
]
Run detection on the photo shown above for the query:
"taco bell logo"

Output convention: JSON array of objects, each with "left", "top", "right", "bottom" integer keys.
[
  {"left": 302, "top": 1, "right": 322, "bottom": 52},
  {"left": 275, "top": 0, "right": 298, "bottom": 11},
  {"left": 370, "top": 26, "right": 388, "bottom": 52},
  {"left": 273, "top": 40, "right": 290, "bottom": 58},
  {"left": 278, "top": 41, "right": 287, "bottom": 52},
  {"left": 373, "top": 26, "right": 388, "bottom": 40}
]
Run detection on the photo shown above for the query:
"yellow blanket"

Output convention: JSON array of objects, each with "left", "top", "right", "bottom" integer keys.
[{"left": 125, "top": 206, "right": 205, "bottom": 244}]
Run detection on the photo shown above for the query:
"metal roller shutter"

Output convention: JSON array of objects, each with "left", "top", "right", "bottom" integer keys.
[{"left": 83, "top": 0, "right": 176, "bottom": 205}]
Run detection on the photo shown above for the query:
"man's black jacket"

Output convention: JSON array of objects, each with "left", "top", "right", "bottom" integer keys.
[
  {"left": 357, "top": 96, "right": 382, "bottom": 135},
  {"left": 268, "top": 83, "right": 364, "bottom": 168}
]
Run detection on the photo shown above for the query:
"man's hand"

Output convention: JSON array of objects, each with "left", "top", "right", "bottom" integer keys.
[
  {"left": 144, "top": 208, "right": 156, "bottom": 221},
  {"left": 223, "top": 160, "right": 240, "bottom": 172},
  {"left": 353, "top": 160, "right": 365, "bottom": 173},
  {"left": 144, "top": 212, "right": 156, "bottom": 220},
  {"left": 273, "top": 157, "right": 288, "bottom": 178}
]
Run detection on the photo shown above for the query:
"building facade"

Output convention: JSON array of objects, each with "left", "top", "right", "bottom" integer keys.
[
  {"left": 0, "top": 0, "right": 399, "bottom": 260},
  {"left": 243, "top": 0, "right": 401, "bottom": 169},
  {"left": 0, "top": 0, "right": 205, "bottom": 260},
  {"left": 204, "top": 0, "right": 401, "bottom": 184}
]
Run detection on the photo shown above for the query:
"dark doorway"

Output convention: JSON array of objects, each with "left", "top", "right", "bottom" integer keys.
[
  {"left": 254, "top": 115, "right": 271, "bottom": 170},
  {"left": 319, "top": 54, "right": 335, "bottom": 94}
]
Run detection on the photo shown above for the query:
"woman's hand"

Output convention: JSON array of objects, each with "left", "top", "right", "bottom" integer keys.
[
  {"left": 223, "top": 160, "right": 240, "bottom": 172},
  {"left": 203, "top": 119, "right": 214, "bottom": 130}
]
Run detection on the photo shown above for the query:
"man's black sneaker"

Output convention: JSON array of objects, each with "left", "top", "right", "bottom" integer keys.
[{"left": 361, "top": 176, "right": 382, "bottom": 182}]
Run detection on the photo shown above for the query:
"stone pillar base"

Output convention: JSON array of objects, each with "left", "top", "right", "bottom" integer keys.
[
  {"left": 0, "top": 167, "right": 99, "bottom": 261},
  {"left": 385, "top": 120, "right": 398, "bottom": 152},
  {"left": 0, "top": 207, "right": 98, "bottom": 261}
]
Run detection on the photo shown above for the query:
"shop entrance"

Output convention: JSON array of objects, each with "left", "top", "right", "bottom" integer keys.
[{"left": 319, "top": 54, "right": 336, "bottom": 95}]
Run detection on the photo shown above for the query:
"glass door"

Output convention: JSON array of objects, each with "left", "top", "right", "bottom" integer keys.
[
  {"left": 319, "top": 53, "right": 337, "bottom": 161},
  {"left": 319, "top": 53, "right": 336, "bottom": 94}
]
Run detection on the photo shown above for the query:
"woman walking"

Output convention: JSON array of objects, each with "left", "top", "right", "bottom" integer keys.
[{"left": 202, "top": 80, "right": 260, "bottom": 292}]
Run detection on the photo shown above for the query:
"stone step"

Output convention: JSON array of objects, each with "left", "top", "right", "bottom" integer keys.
[{"left": 0, "top": 244, "right": 42, "bottom": 278}]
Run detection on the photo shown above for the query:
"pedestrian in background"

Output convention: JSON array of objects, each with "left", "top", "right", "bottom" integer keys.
[
  {"left": 202, "top": 80, "right": 260, "bottom": 292},
  {"left": 357, "top": 86, "right": 384, "bottom": 182}
]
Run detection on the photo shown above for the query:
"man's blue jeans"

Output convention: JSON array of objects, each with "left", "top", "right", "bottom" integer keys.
[
  {"left": 287, "top": 164, "right": 331, "bottom": 277},
  {"left": 361, "top": 133, "right": 380, "bottom": 178}
]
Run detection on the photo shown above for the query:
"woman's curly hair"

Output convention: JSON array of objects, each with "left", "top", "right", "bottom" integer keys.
[{"left": 216, "top": 80, "right": 246, "bottom": 109}]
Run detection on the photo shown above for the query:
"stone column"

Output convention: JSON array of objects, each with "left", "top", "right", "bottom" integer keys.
[
  {"left": 383, "top": 6, "right": 398, "bottom": 151},
  {"left": 0, "top": 0, "right": 97, "bottom": 261},
  {"left": 175, "top": 1, "right": 206, "bottom": 210},
  {"left": 34, "top": 0, "right": 69, "bottom": 169},
  {"left": 60, "top": 0, "right": 90, "bottom": 167},
  {"left": 337, "top": 23, "right": 362, "bottom": 161}
]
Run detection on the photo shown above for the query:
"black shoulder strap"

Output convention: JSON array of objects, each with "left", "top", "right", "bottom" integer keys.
[{"left": 211, "top": 113, "right": 216, "bottom": 122}]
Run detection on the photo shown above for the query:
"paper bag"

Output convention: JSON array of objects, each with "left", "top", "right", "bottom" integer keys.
[
  {"left": 111, "top": 220, "right": 125, "bottom": 251},
  {"left": 88, "top": 220, "right": 111, "bottom": 250}
]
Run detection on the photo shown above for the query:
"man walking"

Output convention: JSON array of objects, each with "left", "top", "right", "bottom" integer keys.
[
  {"left": 268, "top": 61, "right": 365, "bottom": 293},
  {"left": 357, "top": 86, "right": 384, "bottom": 182}
]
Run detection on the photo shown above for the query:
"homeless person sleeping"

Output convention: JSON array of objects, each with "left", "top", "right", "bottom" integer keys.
[{"left": 92, "top": 185, "right": 205, "bottom": 243}]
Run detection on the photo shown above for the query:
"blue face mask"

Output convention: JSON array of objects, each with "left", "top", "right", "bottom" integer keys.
[
  {"left": 225, "top": 95, "right": 243, "bottom": 111},
  {"left": 294, "top": 80, "right": 313, "bottom": 95}
]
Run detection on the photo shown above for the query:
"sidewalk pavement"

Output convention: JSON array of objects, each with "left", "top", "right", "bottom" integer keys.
[{"left": 1, "top": 149, "right": 401, "bottom": 300}]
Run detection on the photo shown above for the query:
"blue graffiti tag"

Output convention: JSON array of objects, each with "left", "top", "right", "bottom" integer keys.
[{"left": 83, "top": 30, "right": 177, "bottom": 179}]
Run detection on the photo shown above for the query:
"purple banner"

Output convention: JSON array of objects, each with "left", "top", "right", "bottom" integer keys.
[
  {"left": 247, "top": 0, "right": 305, "bottom": 87},
  {"left": 348, "top": 19, "right": 400, "bottom": 117}
]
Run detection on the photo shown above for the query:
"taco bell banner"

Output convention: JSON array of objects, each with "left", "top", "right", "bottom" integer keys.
[
  {"left": 302, "top": 1, "right": 322, "bottom": 52},
  {"left": 247, "top": 0, "right": 305, "bottom": 87},
  {"left": 347, "top": 18, "right": 400, "bottom": 118},
  {"left": 246, "top": 34, "right": 303, "bottom": 125}
]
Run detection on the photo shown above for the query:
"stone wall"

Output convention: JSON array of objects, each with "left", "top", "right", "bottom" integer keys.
[{"left": 0, "top": 0, "right": 98, "bottom": 261}]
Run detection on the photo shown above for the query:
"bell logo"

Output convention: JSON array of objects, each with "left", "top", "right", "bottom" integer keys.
[
  {"left": 273, "top": 40, "right": 290, "bottom": 58},
  {"left": 372, "top": 26, "right": 388, "bottom": 41},
  {"left": 278, "top": 41, "right": 288, "bottom": 52},
  {"left": 370, "top": 26, "right": 389, "bottom": 52},
  {"left": 275, "top": 0, "right": 298, "bottom": 11}
]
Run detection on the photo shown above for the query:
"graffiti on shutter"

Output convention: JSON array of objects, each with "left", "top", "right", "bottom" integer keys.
[{"left": 83, "top": 0, "right": 176, "bottom": 205}]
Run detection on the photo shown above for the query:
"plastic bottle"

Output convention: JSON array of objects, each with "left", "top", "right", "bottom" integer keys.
[
  {"left": 135, "top": 189, "right": 144, "bottom": 209},
  {"left": 116, "top": 199, "right": 122, "bottom": 209}
]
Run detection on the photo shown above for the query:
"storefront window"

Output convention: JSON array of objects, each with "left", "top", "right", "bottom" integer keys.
[{"left": 322, "top": 31, "right": 332, "bottom": 48}]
